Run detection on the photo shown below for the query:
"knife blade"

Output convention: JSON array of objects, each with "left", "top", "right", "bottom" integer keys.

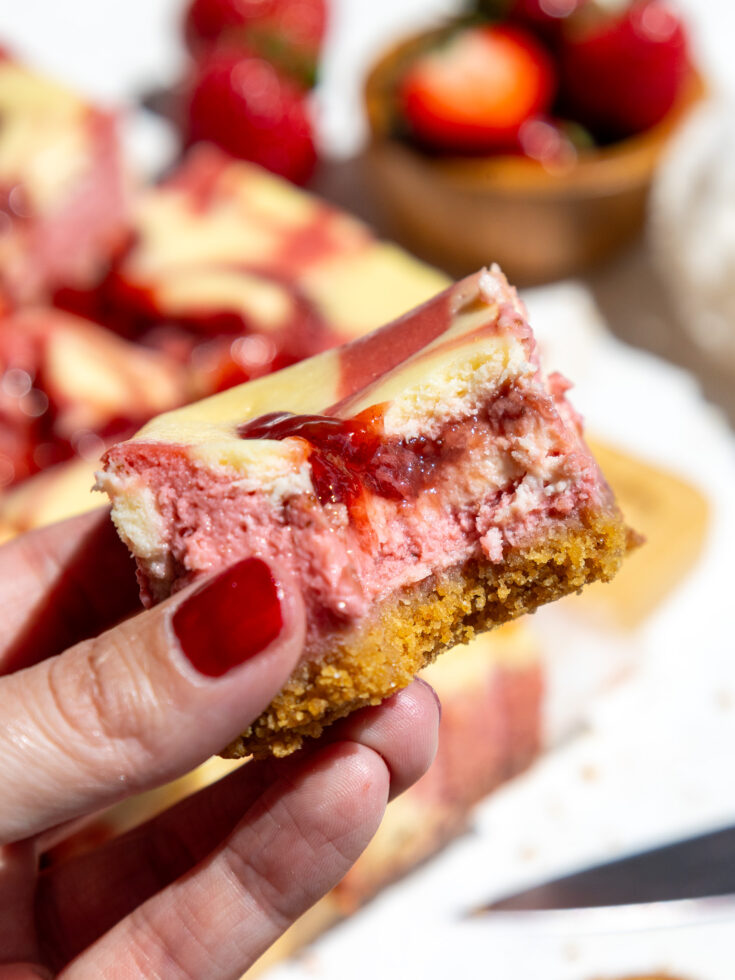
[
  {"left": 472, "top": 824, "right": 735, "bottom": 914},
  {"left": 468, "top": 896, "right": 735, "bottom": 934}
]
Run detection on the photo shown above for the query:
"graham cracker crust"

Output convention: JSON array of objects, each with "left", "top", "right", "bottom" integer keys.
[{"left": 224, "top": 510, "right": 631, "bottom": 759}]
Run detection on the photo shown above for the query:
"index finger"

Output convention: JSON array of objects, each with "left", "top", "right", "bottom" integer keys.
[
  {"left": 0, "top": 508, "right": 141, "bottom": 676},
  {"left": 0, "top": 555, "right": 305, "bottom": 844}
]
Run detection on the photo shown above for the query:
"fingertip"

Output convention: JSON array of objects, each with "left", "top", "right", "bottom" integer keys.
[
  {"left": 242, "top": 740, "right": 392, "bottom": 883},
  {"left": 320, "top": 739, "right": 392, "bottom": 806},
  {"left": 413, "top": 675, "right": 442, "bottom": 722},
  {"left": 382, "top": 680, "right": 441, "bottom": 800},
  {"left": 320, "top": 678, "right": 441, "bottom": 802}
]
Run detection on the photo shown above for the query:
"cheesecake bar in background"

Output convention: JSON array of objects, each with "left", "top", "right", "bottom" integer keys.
[
  {"left": 100, "top": 265, "right": 632, "bottom": 758},
  {"left": 0, "top": 457, "right": 109, "bottom": 545},
  {"left": 0, "top": 307, "right": 191, "bottom": 489},
  {"left": 0, "top": 146, "right": 444, "bottom": 508},
  {"left": 571, "top": 441, "right": 708, "bottom": 630},
  {"left": 0, "top": 53, "right": 128, "bottom": 308},
  {"left": 332, "top": 623, "right": 542, "bottom": 913},
  {"left": 102, "top": 145, "right": 448, "bottom": 393},
  {"left": 245, "top": 622, "right": 543, "bottom": 977}
]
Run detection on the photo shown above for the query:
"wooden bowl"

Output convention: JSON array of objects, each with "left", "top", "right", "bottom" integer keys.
[{"left": 363, "top": 29, "right": 705, "bottom": 285}]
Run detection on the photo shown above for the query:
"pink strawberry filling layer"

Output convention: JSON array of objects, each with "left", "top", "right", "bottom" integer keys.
[{"left": 106, "top": 374, "right": 610, "bottom": 652}]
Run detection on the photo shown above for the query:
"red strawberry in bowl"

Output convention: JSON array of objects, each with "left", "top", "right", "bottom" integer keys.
[
  {"left": 398, "top": 24, "right": 556, "bottom": 154},
  {"left": 184, "top": 0, "right": 327, "bottom": 87},
  {"left": 185, "top": 49, "right": 316, "bottom": 184},
  {"left": 559, "top": 0, "right": 690, "bottom": 139}
]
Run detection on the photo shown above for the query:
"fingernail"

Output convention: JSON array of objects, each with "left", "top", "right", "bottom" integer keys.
[
  {"left": 416, "top": 676, "right": 442, "bottom": 722},
  {"left": 173, "top": 557, "right": 283, "bottom": 677}
]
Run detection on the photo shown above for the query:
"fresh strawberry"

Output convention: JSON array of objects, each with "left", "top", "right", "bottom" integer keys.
[
  {"left": 559, "top": 0, "right": 690, "bottom": 139},
  {"left": 184, "top": 0, "right": 327, "bottom": 87},
  {"left": 185, "top": 49, "right": 316, "bottom": 184},
  {"left": 399, "top": 25, "right": 556, "bottom": 154}
]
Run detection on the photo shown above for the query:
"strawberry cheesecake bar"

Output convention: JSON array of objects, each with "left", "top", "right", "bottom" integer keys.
[
  {"left": 0, "top": 54, "right": 128, "bottom": 307},
  {"left": 101, "top": 265, "right": 630, "bottom": 756},
  {"left": 104, "top": 145, "right": 447, "bottom": 391},
  {"left": 0, "top": 307, "right": 191, "bottom": 487},
  {"left": 332, "top": 623, "right": 542, "bottom": 913}
]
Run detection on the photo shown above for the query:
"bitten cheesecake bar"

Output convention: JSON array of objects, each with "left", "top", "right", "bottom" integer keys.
[{"left": 100, "top": 265, "right": 632, "bottom": 757}]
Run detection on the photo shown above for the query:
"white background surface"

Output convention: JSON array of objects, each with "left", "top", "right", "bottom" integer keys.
[{"left": 3, "top": 2, "right": 735, "bottom": 976}]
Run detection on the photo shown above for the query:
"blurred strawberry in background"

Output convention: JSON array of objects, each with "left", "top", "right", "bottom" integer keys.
[
  {"left": 399, "top": 24, "right": 555, "bottom": 153},
  {"left": 180, "top": 0, "right": 326, "bottom": 183},
  {"left": 184, "top": 0, "right": 327, "bottom": 87},
  {"left": 184, "top": 47, "right": 317, "bottom": 183},
  {"left": 558, "top": 0, "right": 690, "bottom": 139},
  {"left": 396, "top": 0, "right": 692, "bottom": 160}
]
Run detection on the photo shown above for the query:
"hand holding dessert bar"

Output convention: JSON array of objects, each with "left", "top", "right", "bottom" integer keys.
[
  {"left": 0, "top": 264, "right": 631, "bottom": 978},
  {"left": 0, "top": 508, "right": 440, "bottom": 976},
  {"left": 99, "top": 264, "right": 634, "bottom": 758}
]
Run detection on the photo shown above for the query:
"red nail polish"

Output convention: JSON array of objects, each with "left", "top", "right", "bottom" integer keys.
[{"left": 173, "top": 557, "right": 283, "bottom": 677}]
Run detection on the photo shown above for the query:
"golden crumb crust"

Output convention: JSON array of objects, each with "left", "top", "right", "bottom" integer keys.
[{"left": 224, "top": 509, "right": 632, "bottom": 759}]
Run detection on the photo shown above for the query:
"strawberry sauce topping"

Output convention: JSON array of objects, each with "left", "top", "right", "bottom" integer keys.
[{"left": 238, "top": 410, "right": 447, "bottom": 507}]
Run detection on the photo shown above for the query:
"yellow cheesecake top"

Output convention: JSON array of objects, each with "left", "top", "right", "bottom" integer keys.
[{"left": 119, "top": 266, "right": 533, "bottom": 479}]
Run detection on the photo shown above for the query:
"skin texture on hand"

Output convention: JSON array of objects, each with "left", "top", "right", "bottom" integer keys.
[{"left": 0, "top": 509, "right": 440, "bottom": 978}]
